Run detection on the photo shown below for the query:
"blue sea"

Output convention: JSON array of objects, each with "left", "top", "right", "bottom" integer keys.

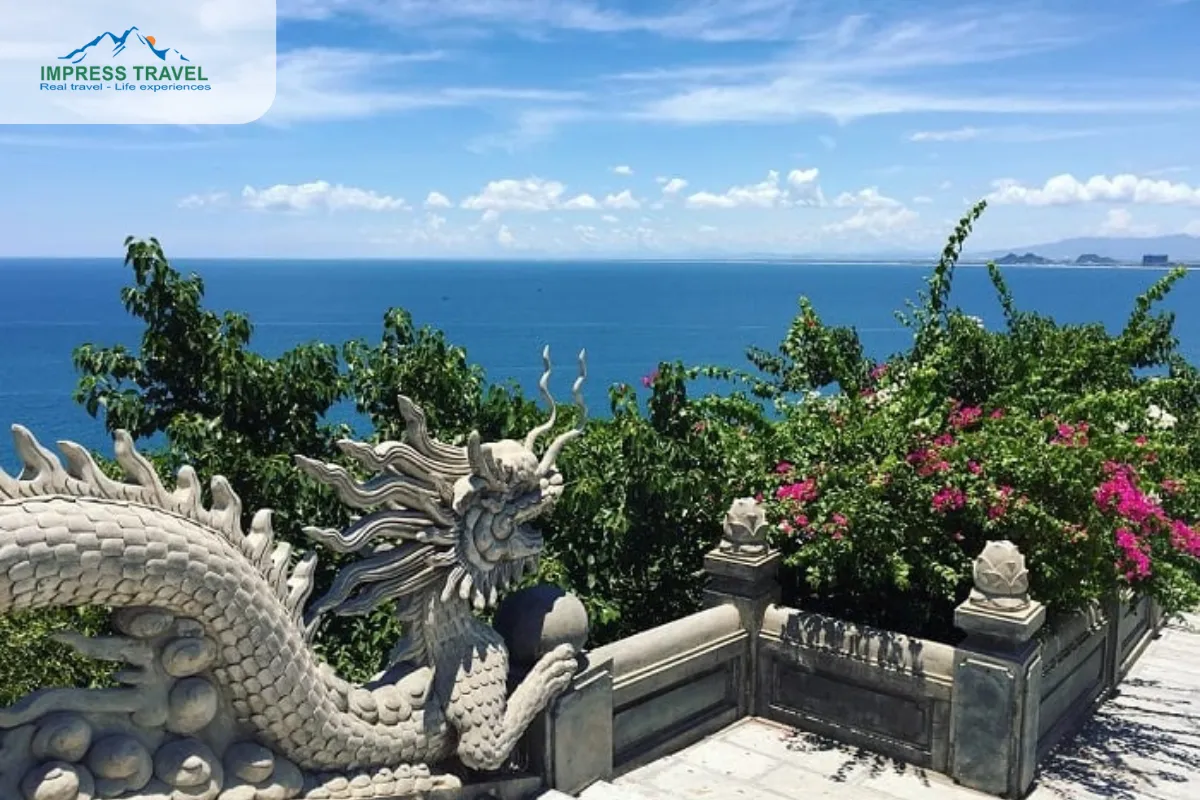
[{"left": 1, "top": 258, "right": 1198, "bottom": 470}]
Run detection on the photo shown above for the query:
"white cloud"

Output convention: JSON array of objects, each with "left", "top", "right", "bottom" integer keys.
[
  {"left": 685, "top": 168, "right": 825, "bottom": 209},
  {"left": 622, "top": 11, "right": 1199, "bottom": 126},
  {"left": 461, "top": 177, "right": 566, "bottom": 212},
  {"left": 686, "top": 171, "right": 787, "bottom": 209},
  {"left": 178, "top": 192, "right": 229, "bottom": 209},
  {"left": 660, "top": 177, "right": 689, "bottom": 194},
  {"left": 786, "top": 168, "right": 825, "bottom": 206},
  {"left": 833, "top": 187, "right": 902, "bottom": 209},
  {"left": 603, "top": 190, "right": 641, "bottom": 210},
  {"left": 824, "top": 207, "right": 919, "bottom": 236},
  {"left": 424, "top": 191, "right": 453, "bottom": 208},
  {"left": 1185, "top": 219, "right": 1200, "bottom": 236},
  {"left": 939, "top": 181, "right": 953, "bottom": 191},
  {"left": 241, "top": 181, "right": 408, "bottom": 212},
  {"left": 481, "top": 209, "right": 501, "bottom": 223},
  {"left": 563, "top": 194, "right": 601, "bottom": 210},
  {"left": 262, "top": 48, "right": 581, "bottom": 125},
  {"left": 280, "top": 0, "right": 805, "bottom": 43},
  {"left": 611, "top": 165, "right": 634, "bottom": 176},
  {"left": 497, "top": 225, "right": 516, "bottom": 247},
  {"left": 909, "top": 125, "right": 1102, "bottom": 143},
  {"left": 1099, "top": 208, "right": 1157, "bottom": 236},
  {"left": 909, "top": 127, "right": 982, "bottom": 142},
  {"left": 601, "top": 214, "right": 620, "bottom": 223},
  {"left": 987, "top": 173, "right": 1200, "bottom": 206},
  {"left": 912, "top": 195, "right": 934, "bottom": 205},
  {"left": 456, "top": 179, "right": 640, "bottom": 213}
]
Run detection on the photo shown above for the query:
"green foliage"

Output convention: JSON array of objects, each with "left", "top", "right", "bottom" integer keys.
[
  {"left": 540, "top": 363, "right": 778, "bottom": 640},
  {"left": 0, "top": 608, "right": 112, "bottom": 706},
  {"left": 756, "top": 202, "right": 1200, "bottom": 640},
  {"left": 343, "top": 307, "right": 544, "bottom": 443}
]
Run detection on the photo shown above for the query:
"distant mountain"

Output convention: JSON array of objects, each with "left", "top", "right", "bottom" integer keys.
[
  {"left": 1074, "top": 253, "right": 1120, "bottom": 266},
  {"left": 994, "top": 252, "right": 1052, "bottom": 265},
  {"left": 973, "top": 234, "right": 1200, "bottom": 263}
]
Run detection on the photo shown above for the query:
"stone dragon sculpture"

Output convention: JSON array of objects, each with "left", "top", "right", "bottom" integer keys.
[{"left": 0, "top": 348, "right": 588, "bottom": 800}]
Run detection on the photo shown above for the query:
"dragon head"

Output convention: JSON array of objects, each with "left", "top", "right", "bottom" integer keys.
[{"left": 295, "top": 347, "right": 586, "bottom": 635}]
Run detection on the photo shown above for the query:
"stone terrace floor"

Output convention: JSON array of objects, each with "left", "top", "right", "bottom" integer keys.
[{"left": 585, "top": 612, "right": 1200, "bottom": 800}]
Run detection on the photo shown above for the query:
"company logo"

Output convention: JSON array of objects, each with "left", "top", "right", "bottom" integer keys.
[{"left": 40, "top": 26, "right": 211, "bottom": 93}]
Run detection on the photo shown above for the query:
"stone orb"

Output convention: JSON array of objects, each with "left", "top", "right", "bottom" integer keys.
[
  {"left": 20, "top": 762, "right": 88, "bottom": 800},
  {"left": 494, "top": 584, "right": 588, "bottom": 667},
  {"left": 32, "top": 713, "right": 93, "bottom": 763}
]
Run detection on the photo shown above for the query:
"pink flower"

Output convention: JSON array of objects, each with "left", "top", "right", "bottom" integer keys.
[
  {"left": 794, "top": 514, "right": 810, "bottom": 528},
  {"left": 1169, "top": 519, "right": 1200, "bottom": 558},
  {"left": 1115, "top": 527, "right": 1152, "bottom": 581},
  {"left": 989, "top": 408, "right": 1006, "bottom": 420},
  {"left": 832, "top": 513, "right": 848, "bottom": 526},
  {"left": 778, "top": 521, "right": 794, "bottom": 535},
  {"left": 933, "top": 433, "right": 955, "bottom": 448},
  {"left": 987, "top": 504, "right": 1006, "bottom": 520},
  {"left": 776, "top": 478, "right": 819, "bottom": 504},
  {"left": 860, "top": 387, "right": 877, "bottom": 398},
  {"left": 1161, "top": 478, "right": 1185, "bottom": 495},
  {"left": 754, "top": 492, "right": 764, "bottom": 502},
  {"left": 1052, "top": 421, "right": 1090, "bottom": 447},
  {"left": 870, "top": 363, "right": 890, "bottom": 380},
  {"left": 1135, "top": 435, "right": 1148, "bottom": 447},
  {"left": 775, "top": 461, "right": 794, "bottom": 474},
  {"left": 906, "top": 448, "right": 932, "bottom": 465},
  {"left": 641, "top": 369, "right": 659, "bottom": 388},
  {"left": 1094, "top": 465, "right": 1166, "bottom": 526},
  {"left": 932, "top": 486, "right": 966, "bottom": 513},
  {"left": 953, "top": 531, "right": 965, "bottom": 542},
  {"left": 967, "top": 461, "right": 982, "bottom": 475},
  {"left": 950, "top": 406, "right": 983, "bottom": 430}
]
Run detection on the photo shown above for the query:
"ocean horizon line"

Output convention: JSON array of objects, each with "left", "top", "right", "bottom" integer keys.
[{"left": 1, "top": 255, "right": 1196, "bottom": 270}]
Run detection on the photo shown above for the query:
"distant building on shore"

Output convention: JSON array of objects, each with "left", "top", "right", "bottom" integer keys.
[{"left": 1143, "top": 254, "right": 1170, "bottom": 266}]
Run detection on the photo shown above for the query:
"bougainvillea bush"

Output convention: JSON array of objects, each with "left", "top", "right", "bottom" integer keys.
[{"left": 750, "top": 202, "right": 1200, "bottom": 642}]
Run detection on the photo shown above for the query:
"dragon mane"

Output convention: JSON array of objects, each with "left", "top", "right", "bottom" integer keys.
[{"left": 295, "top": 346, "right": 587, "bottom": 640}]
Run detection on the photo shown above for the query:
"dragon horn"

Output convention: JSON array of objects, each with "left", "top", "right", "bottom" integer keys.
[
  {"left": 523, "top": 346, "right": 558, "bottom": 450},
  {"left": 536, "top": 349, "right": 587, "bottom": 476}
]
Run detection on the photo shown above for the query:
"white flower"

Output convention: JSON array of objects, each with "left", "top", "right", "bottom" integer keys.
[
  {"left": 1146, "top": 404, "right": 1177, "bottom": 430},
  {"left": 1115, "top": 421, "right": 1130, "bottom": 434},
  {"left": 865, "top": 384, "right": 905, "bottom": 409}
]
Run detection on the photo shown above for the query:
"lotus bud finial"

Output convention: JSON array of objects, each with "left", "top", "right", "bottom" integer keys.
[
  {"left": 720, "top": 497, "right": 769, "bottom": 555},
  {"left": 969, "top": 540, "right": 1031, "bottom": 611}
]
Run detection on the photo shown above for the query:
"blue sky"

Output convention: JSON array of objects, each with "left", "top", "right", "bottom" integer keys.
[{"left": 2, "top": 0, "right": 1200, "bottom": 258}]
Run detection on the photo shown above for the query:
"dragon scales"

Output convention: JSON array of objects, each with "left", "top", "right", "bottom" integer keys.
[{"left": 0, "top": 348, "right": 588, "bottom": 800}]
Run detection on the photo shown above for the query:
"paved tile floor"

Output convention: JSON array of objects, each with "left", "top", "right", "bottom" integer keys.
[{"left": 603, "top": 613, "right": 1200, "bottom": 800}]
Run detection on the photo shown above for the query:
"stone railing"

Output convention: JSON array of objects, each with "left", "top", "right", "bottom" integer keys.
[{"left": 524, "top": 499, "right": 1166, "bottom": 800}]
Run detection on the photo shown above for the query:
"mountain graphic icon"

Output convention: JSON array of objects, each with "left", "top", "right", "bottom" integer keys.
[{"left": 59, "top": 26, "right": 189, "bottom": 64}]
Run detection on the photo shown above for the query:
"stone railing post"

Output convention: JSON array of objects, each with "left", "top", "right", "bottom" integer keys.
[
  {"left": 495, "top": 584, "right": 614, "bottom": 796},
  {"left": 702, "top": 497, "right": 781, "bottom": 716},
  {"left": 949, "top": 541, "right": 1046, "bottom": 799}
]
